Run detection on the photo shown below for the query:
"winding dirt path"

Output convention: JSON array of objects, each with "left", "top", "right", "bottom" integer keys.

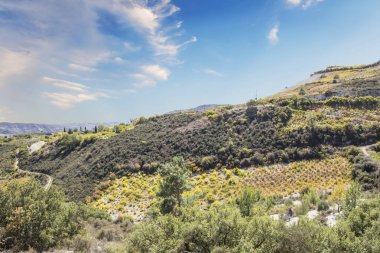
[{"left": 14, "top": 148, "right": 53, "bottom": 190}]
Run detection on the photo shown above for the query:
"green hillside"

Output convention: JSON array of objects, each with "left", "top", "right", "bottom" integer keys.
[
  {"left": 2, "top": 62, "right": 380, "bottom": 252},
  {"left": 0, "top": 62, "right": 376, "bottom": 206}
]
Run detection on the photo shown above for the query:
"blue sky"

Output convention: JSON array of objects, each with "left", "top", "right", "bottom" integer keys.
[{"left": 0, "top": 0, "right": 379, "bottom": 123}]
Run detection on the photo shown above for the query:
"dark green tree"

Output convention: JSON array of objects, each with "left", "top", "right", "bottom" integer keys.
[
  {"left": 0, "top": 179, "right": 86, "bottom": 251},
  {"left": 157, "top": 157, "right": 191, "bottom": 209},
  {"left": 299, "top": 86, "right": 306, "bottom": 96}
]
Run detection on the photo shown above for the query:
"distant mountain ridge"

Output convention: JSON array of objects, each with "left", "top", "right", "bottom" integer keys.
[
  {"left": 0, "top": 105, "right": 223, "bottom": 135},
  {"left": 0, "top": 122, "right": 118, "bottom": 135},
  {"left": 168, "top": 104, "right": 224, "bottom": 114}
]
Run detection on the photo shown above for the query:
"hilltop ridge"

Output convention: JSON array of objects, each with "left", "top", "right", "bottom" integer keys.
[{"left": 270, "top": 60, "right": 380, "bottom": 100}]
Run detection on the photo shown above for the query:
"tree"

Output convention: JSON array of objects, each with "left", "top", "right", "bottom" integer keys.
[
  {"left": 299, "top": 86, "right": 306, "bottom": 96},
  {"left": 344, "top": 182, "right": 362, "bottom": 213},
  {"left": 0, "top": 179, "right": 87, "bottom": 251},
  {"left": 97, "top": 124, "right": 106, "bottom": 132},
  {"left": 330, "top": 184, "right": 346, "bottom": 212},
  {"left": 157, "top": 157, "right": 191, "bottom": 209},
  {"left": 236, "top": 187, "right": 261, "bottom": 216}
]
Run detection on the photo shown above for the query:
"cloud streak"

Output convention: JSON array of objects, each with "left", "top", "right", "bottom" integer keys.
[
  {"left": 43, "top": 77, "right": 107, "bottom": 109},
  {"left": 43, "top": 92, "right": 105, "bottom": 110},
  {"left": 203, "top": 68, "right": 224, "bottom": 77},
  {"left": 286, "top": 0, "right": 324, "bottom": 9},
  {"left": 268, "top": 24, "right": 280, "bottom": 45}
]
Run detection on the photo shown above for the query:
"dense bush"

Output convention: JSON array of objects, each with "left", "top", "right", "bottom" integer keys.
[
  {"left": 352, "top": 154, "right": 379, "bottom": 190},
  {"left": 0, "top": 179, "right": 103, "bottom": 252},
  {"left": 126, "top": 195, "right": 380, "bottom": 253}
]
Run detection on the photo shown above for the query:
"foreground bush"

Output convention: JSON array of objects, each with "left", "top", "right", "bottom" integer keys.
[
  {"left": 126, "top": 195, "right": 380, "bottom": 253},
  {"left": 0, "top": 178, "right": 96, "bottom": 252}
]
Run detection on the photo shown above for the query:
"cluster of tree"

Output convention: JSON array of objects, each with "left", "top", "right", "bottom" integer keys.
[
  {"left": 325, "top": 96, "right": 380, "bottom": 109},
  {"left": 0, "top": 178, "right": 107, "bottom": 252},
  {"left": 274, "top": 97, "right": 322, "bottom": 110}
]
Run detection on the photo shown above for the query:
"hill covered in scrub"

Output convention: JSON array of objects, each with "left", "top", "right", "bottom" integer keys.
[
  {"left": 17, "top": 61, "right": 380, "bottom": 200},
  {"left": 271, "top": 61, "right": 380, "bottom": 99},
  {"left": 2, "top": 61, "right": 380, "bottom": 252}
]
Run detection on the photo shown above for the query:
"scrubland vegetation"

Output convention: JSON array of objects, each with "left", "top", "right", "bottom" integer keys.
[{"left": 1, "top": 63, "right": 380, "bottom": 252}]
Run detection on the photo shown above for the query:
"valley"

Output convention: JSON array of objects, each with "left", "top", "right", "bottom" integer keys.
[{"left": 1, "top": 61, "right": 380, "bottom": 252}]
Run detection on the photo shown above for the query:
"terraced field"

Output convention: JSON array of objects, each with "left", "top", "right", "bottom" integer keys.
[{"left": 90, "top": 156, "right": 352, "bottom": 219}]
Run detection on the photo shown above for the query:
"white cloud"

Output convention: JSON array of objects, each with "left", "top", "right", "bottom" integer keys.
[
  {"left": 268, "top": 24, "right": 280, "bottom": 45},
  {"left": 68, "top": 50, "right": 113, "bottom": 70},
  {"left": 287, "top": 0, "right": 302, "bottom": 6},
  {"left": 68, "top": 63, "right": 97, "bottom": 72},
  {"left": 302, "top": 0, "right": 324, "bottom": 9},
  {"left": 131, "top": 64, "right": 170, "bottom": 88},
  {"left": 286, "top": 0, "right": 324, "bottom": 9},
  {"left": 43, "top": 92, "right": 105, "bottom": 109},
  {"left": 203, "top": 68, "right": 224, "bottom": 77},
  {"left": 91, "top": 0, "right": 194, "bottom": 58},
  {"left": 42, "top": 77, "right": 88, "bottom": 92},
  {"left": 0, "top": 48, "right": 34, "bottom": 87},
  {"left": 141, "top": 65, "right": 170, "bottom": 81},
  {"left": 113, "top": 57, "right": 124, "bottom": 64},
  {"left": 0, "top": 0, "right": 196, "bottom": 118},
  {"left": 42, "top": 77, "right": 107, "bottom": 109}
]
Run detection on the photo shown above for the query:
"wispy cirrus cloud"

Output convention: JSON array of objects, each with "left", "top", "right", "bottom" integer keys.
[
  {"left": 0, "top": 0, "right": 195, "bottom": 114},
  {"left": 42, "top": 77, "right": 88, "bottom": 92},
  {"left": 68, "top": 64, "right": 97, "bottom": 73},
  {"left": 43, "top": 77, "right": 107, "bottom": 109},
  {"left": 203, "top": 68, "right": 224, "bottom": 77},
  {"left": 91, "top": 0, "right": 196, "bottom": 59},
  {"left": 43, "top": 92, "right": 105, "bottom": 110}
]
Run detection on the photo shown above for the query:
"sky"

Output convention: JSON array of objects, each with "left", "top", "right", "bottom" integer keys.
[{"left": 0, "top": 0, "right": 380, "bottom": 124}]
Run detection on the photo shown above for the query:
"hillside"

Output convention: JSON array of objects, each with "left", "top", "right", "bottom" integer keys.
[
  {"left": 15, "top": 61, "right": 380, "bottom": 201},
  {"left": 271, "top": 61, "right": 380, "bottom": 99},
  {"left": 2, "top": 61, "right": 380, "bottom": 252}
]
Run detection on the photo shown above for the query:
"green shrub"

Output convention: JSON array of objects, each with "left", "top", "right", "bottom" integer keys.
[{"left": 0, "top": 179, "right": 87, "bottom": 251}]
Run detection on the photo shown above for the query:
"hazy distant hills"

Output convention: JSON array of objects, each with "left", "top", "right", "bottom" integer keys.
[
  {"left": 0, "top": 105, "right": 222, "bottom": 135},
  {"left": 168, "top": 104, "right": 224, "bottom": 114},
  {"left": 0, "top": 122, "right": 118, "bottom": 135}
]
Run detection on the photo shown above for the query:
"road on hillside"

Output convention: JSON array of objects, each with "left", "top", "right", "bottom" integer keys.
[{"left": 14, "top": 149, "right": 53, "bottom": 190}]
